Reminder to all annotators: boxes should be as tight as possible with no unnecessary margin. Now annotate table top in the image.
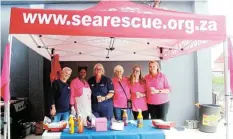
[61,120,164,139]
[42,122,231,139]
[42,130,61,139]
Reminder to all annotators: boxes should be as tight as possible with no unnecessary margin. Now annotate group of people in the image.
[49,61,171,123]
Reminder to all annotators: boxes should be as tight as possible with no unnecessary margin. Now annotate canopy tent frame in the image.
[3,35,12,139]
[223,39,231,139]
[3,1,231,139]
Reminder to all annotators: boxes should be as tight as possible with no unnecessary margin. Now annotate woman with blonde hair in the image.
[112,65,132,120]
[129,65,149,119]
[49,67,72,122]
[88,63,114,120]
[145,61,171,121]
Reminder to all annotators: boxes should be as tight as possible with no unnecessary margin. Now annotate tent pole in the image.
[50,48,55,86]
[223,39,230,139]
[3,103,8,139]
[51,48,55,59]
[5,101,10,139]
[3,101,10,139]
[4,35,12,139]
[7,35,13,139]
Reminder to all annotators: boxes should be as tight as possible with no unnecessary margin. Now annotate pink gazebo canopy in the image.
[9,0,226,61]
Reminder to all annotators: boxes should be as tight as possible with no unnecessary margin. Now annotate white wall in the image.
[161,54,197,124]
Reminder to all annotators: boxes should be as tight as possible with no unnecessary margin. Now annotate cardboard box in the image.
[95,118,107,132]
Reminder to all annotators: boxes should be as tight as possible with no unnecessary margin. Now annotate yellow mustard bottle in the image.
[69,115,75,134]
[137,109,143,128]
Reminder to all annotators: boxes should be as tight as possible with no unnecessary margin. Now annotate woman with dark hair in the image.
[129,65,149,120]
[70,66,94,123]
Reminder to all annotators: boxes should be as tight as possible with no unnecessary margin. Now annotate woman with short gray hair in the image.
[112,65,132,120]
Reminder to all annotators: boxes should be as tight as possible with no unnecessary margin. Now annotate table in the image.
[42,127,230,139]
[42,130,61,139]
[61,120,164,139]
[42,120,232,139]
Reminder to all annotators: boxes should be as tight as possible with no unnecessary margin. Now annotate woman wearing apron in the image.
[129,65,149,120]
[145,61,171,121]
[70,66,93,124]
[112,65,132,120]
[88,63,114,120]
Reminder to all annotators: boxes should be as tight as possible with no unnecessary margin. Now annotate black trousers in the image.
[132,110,149,120]
[148,102,170,121]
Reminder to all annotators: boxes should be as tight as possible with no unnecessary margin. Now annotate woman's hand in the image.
[136,92,146,98]
[71,106,76,116]
[50,106,56,116]
[97,96,106,102]
[150,87,160,94]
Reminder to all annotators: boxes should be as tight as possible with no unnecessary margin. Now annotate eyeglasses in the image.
[134,70,140,72]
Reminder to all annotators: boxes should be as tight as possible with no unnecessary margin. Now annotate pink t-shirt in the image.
[112,77,131,108]
[130,82,148,112]
[70,78,90,106]
[145,73,170,105]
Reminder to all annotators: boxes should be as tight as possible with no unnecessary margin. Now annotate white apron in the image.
[75,87,95,126]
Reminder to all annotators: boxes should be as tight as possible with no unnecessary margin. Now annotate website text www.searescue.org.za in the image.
[23,13,218,34]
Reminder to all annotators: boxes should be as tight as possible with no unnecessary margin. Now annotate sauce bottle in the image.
[137,109,143,128]
[77,115,84,133]
[68,115,74,134]
[122,109,128,126]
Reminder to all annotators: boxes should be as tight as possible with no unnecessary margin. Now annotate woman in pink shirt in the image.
[129,65,149,120]
[112,65,132,120]
[70,66,92,122]
[145,61,171,121]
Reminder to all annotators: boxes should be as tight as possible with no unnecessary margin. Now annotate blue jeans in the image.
[53,111,69,122]
[114,107,132,120]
